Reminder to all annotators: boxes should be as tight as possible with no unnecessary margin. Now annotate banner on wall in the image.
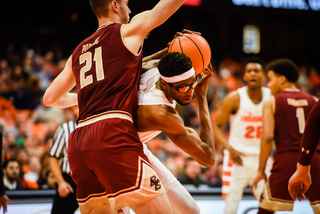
[232,0,320,11]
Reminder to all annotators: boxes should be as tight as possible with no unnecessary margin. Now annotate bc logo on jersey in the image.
[150,176,161,191]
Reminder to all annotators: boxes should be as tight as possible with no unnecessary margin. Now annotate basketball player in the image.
[251,59,320,213]
[130,51,215,214]
[43,0,186,213]
[288,99,320,201]
[212,58,271,214]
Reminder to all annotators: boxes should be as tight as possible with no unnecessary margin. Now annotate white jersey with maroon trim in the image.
[228,86,271,155]
[137,68,176,143]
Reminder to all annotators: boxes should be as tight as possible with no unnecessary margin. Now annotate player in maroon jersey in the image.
[288,99,320,201]
[250,59,320,213]
[43,0,186,213]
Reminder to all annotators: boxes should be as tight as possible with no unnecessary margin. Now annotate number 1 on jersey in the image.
[80,47,105,89]
[296,107,305,134]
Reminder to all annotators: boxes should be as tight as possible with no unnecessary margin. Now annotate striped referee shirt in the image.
[49,120,76,175]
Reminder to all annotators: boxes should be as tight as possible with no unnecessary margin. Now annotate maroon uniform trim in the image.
[76,157,152,204]
[77,110,133,128]
[107,157,152,199]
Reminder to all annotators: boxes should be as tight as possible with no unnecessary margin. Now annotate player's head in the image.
[266,59,299,95]
[243,57,265,90]
[158,52,196,106]
[90,0,131,24]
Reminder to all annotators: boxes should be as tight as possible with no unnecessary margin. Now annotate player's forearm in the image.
[142,47,168,63]
[49,158,65,185]
[212,121,231,151]
[181,128,215,166]
[296,162,311,173]
[130,0,185,38]
[298,99,320,166]
[197,96,214,151]
[258,137,273,172]
[49,93,78,108]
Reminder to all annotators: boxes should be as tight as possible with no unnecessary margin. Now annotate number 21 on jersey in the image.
[79,47,105,89]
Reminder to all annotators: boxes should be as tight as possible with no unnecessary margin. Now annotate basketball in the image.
[168,33,211,74]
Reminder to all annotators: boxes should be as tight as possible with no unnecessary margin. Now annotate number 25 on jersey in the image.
[245,126,262,139]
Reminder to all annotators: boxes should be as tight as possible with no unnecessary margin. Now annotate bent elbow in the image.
[200,147,216,167]
[201,157,215,167]
[42,97,50,107]
[208,158,215,167]
[263,134,274,144]
[43,93,54,107]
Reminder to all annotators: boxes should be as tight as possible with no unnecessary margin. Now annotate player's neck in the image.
[97,16,121,28]
[282,83,298,92]
[247,87,263,104]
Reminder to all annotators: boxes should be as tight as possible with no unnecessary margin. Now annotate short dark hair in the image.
[2,159,18,169]
[158,52,193,78]
[89,0,116,18]
[267,59,299,83]
[245,57,265,71]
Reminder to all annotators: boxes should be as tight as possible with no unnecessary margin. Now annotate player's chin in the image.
[248,82,259,89]
[177,99,192,106]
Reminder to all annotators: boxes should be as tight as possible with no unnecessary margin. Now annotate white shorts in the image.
[222,149,273,199]
[143,144,180,190]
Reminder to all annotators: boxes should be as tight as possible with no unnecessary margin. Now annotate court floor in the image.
[4,198,314,214]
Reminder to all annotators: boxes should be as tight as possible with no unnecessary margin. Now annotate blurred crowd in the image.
[0,44,320,192]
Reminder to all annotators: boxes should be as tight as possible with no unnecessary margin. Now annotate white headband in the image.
[160,67,195,83]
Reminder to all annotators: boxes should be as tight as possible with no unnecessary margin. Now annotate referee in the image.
[49,120,78,214]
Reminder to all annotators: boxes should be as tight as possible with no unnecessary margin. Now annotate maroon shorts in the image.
[259,151,320,212]
[68,116,165,211]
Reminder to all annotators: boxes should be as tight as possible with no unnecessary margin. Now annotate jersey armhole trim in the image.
[231,91,241,116]
[120,24,143,57]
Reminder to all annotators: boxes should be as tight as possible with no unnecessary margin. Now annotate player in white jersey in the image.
[212,58,272,214]
[126,51,215,214]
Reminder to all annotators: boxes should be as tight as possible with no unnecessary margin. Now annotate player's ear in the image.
[111,0,118,11]
[279,75,286,84]
[161,79,168,89]
[242,72,248,83]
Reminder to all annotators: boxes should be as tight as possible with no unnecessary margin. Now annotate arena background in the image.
[0,0,320,213]
[1,0,320,69]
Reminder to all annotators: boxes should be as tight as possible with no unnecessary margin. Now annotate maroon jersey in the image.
[274,90,316,153]
[299,99,320,165]
[72,23,142,122]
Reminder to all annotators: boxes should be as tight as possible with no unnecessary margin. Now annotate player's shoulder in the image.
[217,90,240,114]
[224,90,240,104]
[146,104,179,123]
[262,86,271,93]
[263,96,275,106]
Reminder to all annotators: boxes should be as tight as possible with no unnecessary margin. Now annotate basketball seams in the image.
[183,34,204,72]
[168,33,211,74]
[177,37,184,54]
